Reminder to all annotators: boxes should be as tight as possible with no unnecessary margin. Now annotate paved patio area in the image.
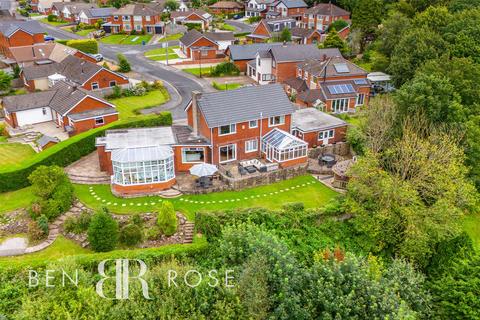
[65,152,110,184]
[8,121,69,141]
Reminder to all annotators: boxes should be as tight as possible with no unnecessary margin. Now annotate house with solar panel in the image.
[284,56,370,112]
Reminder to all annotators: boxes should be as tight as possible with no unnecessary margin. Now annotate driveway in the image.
[40,23,205,120]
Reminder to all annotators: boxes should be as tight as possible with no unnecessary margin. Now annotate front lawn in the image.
[159,33,183,42]
[75,29,94,36]
[144,46,179,61]
[100,34,152,45]
[182,67,213,77]
[74,175,338,220]
[109,88,170,119]
[0,187,35,214]
[219,23,236,31]
[0,143,36,171]
[212,81,242,90]
[40,18,69,26]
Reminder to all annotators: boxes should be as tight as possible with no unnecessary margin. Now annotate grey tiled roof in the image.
[0,20,44,37]
[292,108,346,132]
[277,0,307,8]
[179,29,203,47]
[195,84,295,128]
[227,42,284,60]
[205,31,234,42]
[269,45,340,62]
[82,7,113,18]
[68,107,118,120]
[3,91,55,112]
[113,3,163,16]
[37,135,60,148]
[298,56,368,78]
[305,3,350,16]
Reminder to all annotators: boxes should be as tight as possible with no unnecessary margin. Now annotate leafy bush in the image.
[64,211,92,234]
[145,227,161,240]
[210,62,240,77]
[131,213,143,227]
[117,54,131,73]
[0,114,173,192]
[328,19,349,32]
[120,223,143,246]
[157,201,177,236]
[346,125,366,155]
[247,16,262,24]
[87,209,119,252]
[28,220,46,241]
[66,39,99,54]
[185,23,202,31]
[36,215,49,235]
[47,14,57,22]
[28,165,68,199]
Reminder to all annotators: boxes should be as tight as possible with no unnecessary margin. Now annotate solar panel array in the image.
[354,79,368,85]
[334,63,349,73]
[327,84,355,94]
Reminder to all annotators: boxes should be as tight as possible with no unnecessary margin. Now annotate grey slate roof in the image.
[305,3,350,16]
[37,135,60,148]
[298,56,368,78]
[205,31,234,42]
[194,84,295,128]
[2,91,55,112]
[0,20,44,37]
[113,3,163,16]
[227,42,284,60]
[292,108,347,132]
[277,0,307,8]
[68,107,118,120]
[269,45,341,62]
[179,29,203,47]
[82,7,114,18]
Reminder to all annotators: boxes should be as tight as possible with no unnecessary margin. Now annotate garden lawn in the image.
[212,81,242,90]
[74,175,338,221]
[0,143,36,171]
[463,212,480,251]
[109,88,170,119]
[40,18,68,26]
[220,23,236,31]
[0,187,35,214]
[159,33,183,42]
[75,29,94,36]
[144,46,179,61]
[0,235,90,267]
[100,34,152,45]
[182,67,213,77]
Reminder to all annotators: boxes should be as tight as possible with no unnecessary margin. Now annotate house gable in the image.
[81,68,129,88]
[65,95,116,116]
[252,20,271,37]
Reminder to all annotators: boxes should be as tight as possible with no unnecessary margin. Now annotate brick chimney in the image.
[191,90,202,136]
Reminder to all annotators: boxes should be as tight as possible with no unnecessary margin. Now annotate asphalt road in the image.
[225,19,253,34]
[41,24,206,120]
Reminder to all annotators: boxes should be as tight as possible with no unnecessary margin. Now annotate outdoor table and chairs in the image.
[319,154,337,168]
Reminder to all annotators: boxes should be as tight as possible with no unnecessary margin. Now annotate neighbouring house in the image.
[290,27,323,44]
[247,44,340,84]
[9,42,97,67]
[179,29,234,60]
[0,20,45,59]
[184,84,308,166]
[245,0,274,18]
[285,56,370,112]
[20,54,129,92]
[208,1,244,15]
[36,0,71,14]
[103,3,164,34]
[96,126,210,196]
[51,2,97,22]
[3,80,118,135]
[265,0,307,21]
[225,42,284,72]
[170,9,212,30]
[37,134,60,150]
[291,108,347,147]
[246,17,296,43]
[301,2,350,33]
[78,7,113,25]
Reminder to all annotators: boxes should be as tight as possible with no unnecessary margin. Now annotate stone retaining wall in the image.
[308,142,351,159]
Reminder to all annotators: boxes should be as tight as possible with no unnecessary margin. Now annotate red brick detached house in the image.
[50,2,97,22]
[291,108,347,148]
[170,10,213,31]
[247,17,296,43]
[3,81,118,135]
[185,84,308,167]
[290,27,323,44]
[103,3,164,34]
[21,54,129,92]
[209,1,244,15]
[0,20,45,59]
[264,0,307,21]
[78,7,114,25]
[179,30,234,60]
[285,56,370,112]
[301,2,350,33]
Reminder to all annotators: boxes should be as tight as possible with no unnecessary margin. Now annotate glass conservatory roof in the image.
[111,146,173,163]
[262,128,307,150]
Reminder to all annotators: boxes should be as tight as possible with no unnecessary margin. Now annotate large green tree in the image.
[351,0,383,50]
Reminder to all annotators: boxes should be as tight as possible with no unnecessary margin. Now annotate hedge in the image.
[65,39,99,54]
[0,113,172,193]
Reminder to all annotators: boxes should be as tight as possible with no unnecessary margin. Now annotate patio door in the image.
[266,145,274,162]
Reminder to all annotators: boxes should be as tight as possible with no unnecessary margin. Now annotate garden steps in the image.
[67,173,111,185]
[183,222,195,244]
[158,189,182,198]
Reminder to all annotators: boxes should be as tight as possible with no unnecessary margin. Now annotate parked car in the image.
[233,14,242,19]
[90,53,104,62]
[44,36,55,41]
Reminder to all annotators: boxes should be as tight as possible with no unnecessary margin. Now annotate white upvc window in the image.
[218,123,236,136]
[113,15,119,21]
[219,144,236,163]
[269,115,285,127]
[356,93,365,106]
[133,15,142,21]
[94,117,104,125]
[135,24,142,31]
[109,80,117,87]
[122,15,129,21]
[318,129,334,140]
[272,59,276,68]
[332,98,349,113]
[245,139,258,153]
[91,82,99,90]
[145,15,151,21]
[249,120,258,128]
[182,147,205,163]
[274,23,280,31]
[124,24,131,31]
